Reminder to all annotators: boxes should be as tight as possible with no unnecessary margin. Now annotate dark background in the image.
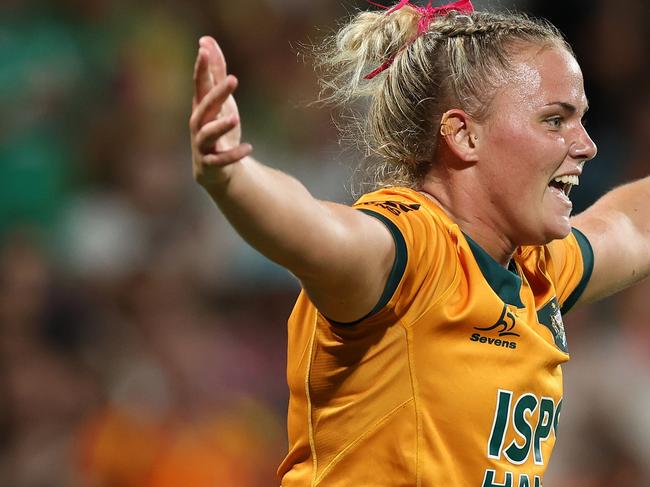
[0,1,648,485]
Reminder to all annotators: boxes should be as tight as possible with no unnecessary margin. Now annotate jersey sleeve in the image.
[347,189,455,326]
[545,228,595,314]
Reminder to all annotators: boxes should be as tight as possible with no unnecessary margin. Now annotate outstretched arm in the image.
[189,36,395,323]
[571,176,650,305]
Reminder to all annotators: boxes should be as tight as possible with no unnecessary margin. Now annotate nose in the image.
[570,124,598,161]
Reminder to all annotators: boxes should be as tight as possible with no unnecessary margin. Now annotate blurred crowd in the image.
[0,0,648,485]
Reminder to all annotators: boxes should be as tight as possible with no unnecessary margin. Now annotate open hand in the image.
[189,36,252,187]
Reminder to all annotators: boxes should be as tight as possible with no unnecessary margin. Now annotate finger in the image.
[193,47,213,106]
[200,36,227,86]
[189,76,238,133]
[202,144,253,167]
[192,50,202,108]
[196,115,241,154]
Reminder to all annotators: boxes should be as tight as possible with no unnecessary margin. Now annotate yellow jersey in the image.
[278,187,593,486]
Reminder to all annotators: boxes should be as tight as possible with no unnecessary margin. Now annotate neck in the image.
[420,176,517,267]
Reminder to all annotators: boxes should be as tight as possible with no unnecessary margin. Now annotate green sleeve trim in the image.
[331,209,408,327]
[560,227,594,314]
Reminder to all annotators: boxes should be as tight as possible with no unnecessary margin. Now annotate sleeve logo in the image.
[358,201,421,216]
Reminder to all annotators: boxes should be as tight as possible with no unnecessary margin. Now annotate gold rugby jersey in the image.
[278,187,593,487]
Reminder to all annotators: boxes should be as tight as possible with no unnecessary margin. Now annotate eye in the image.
[545,116,564,129]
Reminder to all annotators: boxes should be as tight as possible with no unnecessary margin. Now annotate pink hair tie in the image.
[364,0,475,80]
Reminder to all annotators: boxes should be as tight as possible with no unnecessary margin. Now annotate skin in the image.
[422,45,597,266]
[190,36,648,322]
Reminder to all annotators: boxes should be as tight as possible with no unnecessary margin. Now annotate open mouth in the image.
[548,174,579,197]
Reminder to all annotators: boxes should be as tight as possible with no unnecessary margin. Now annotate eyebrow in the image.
[544,101,590,115]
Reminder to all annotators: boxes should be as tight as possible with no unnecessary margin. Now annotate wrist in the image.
[200,156,251,199]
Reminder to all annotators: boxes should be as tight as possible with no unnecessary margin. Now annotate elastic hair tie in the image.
[364,0,475,80]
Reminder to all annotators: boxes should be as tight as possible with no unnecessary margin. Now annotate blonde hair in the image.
[316,6,571,195]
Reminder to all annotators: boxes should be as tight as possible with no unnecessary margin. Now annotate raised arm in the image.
[189,36,395,323]
[571,176,650,305]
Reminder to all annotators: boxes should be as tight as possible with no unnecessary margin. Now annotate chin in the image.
[542,217,572,243]
[518,215,571,247]
[538,193,574,243]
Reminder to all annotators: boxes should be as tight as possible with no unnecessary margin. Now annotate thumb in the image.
[200,36,227,85]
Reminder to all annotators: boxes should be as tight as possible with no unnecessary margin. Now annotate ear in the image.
[439,110,480,163]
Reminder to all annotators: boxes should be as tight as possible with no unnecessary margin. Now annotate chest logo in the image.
[470,304,519,350]
[483,389,563,485]
[475,304,520,338]
[537,297,568,353]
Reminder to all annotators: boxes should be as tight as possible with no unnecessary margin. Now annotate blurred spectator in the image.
[0,232,101,486]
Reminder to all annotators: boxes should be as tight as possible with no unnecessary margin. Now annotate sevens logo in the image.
[475,305,520,337]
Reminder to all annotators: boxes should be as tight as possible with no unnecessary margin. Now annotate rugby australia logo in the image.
[475,304,520,337]
[470,304,519,350]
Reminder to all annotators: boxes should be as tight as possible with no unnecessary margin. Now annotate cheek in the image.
[490,122,530,147]
[486,120,564,182]
[485,124,542,180]
[484,118,542,170]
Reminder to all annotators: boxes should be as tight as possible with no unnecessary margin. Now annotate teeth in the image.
[553,175,579,186]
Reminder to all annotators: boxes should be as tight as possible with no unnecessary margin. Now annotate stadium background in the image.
[0,0,648,485]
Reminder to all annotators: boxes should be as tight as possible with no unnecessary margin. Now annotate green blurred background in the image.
[0,0,648,485]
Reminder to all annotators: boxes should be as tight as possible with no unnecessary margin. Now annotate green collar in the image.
[463,233,524,308]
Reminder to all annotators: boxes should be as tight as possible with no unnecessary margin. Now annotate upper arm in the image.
[295,200,397,323]
[570,203,650,307]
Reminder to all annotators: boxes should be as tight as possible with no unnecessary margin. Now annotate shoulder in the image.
[354,187,458,262]
[355,187,426,215]
[520,229,594,314]
[352,187,463,316]
[353,187,452,236]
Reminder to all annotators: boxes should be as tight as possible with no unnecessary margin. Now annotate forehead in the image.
[501,46,588,113]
